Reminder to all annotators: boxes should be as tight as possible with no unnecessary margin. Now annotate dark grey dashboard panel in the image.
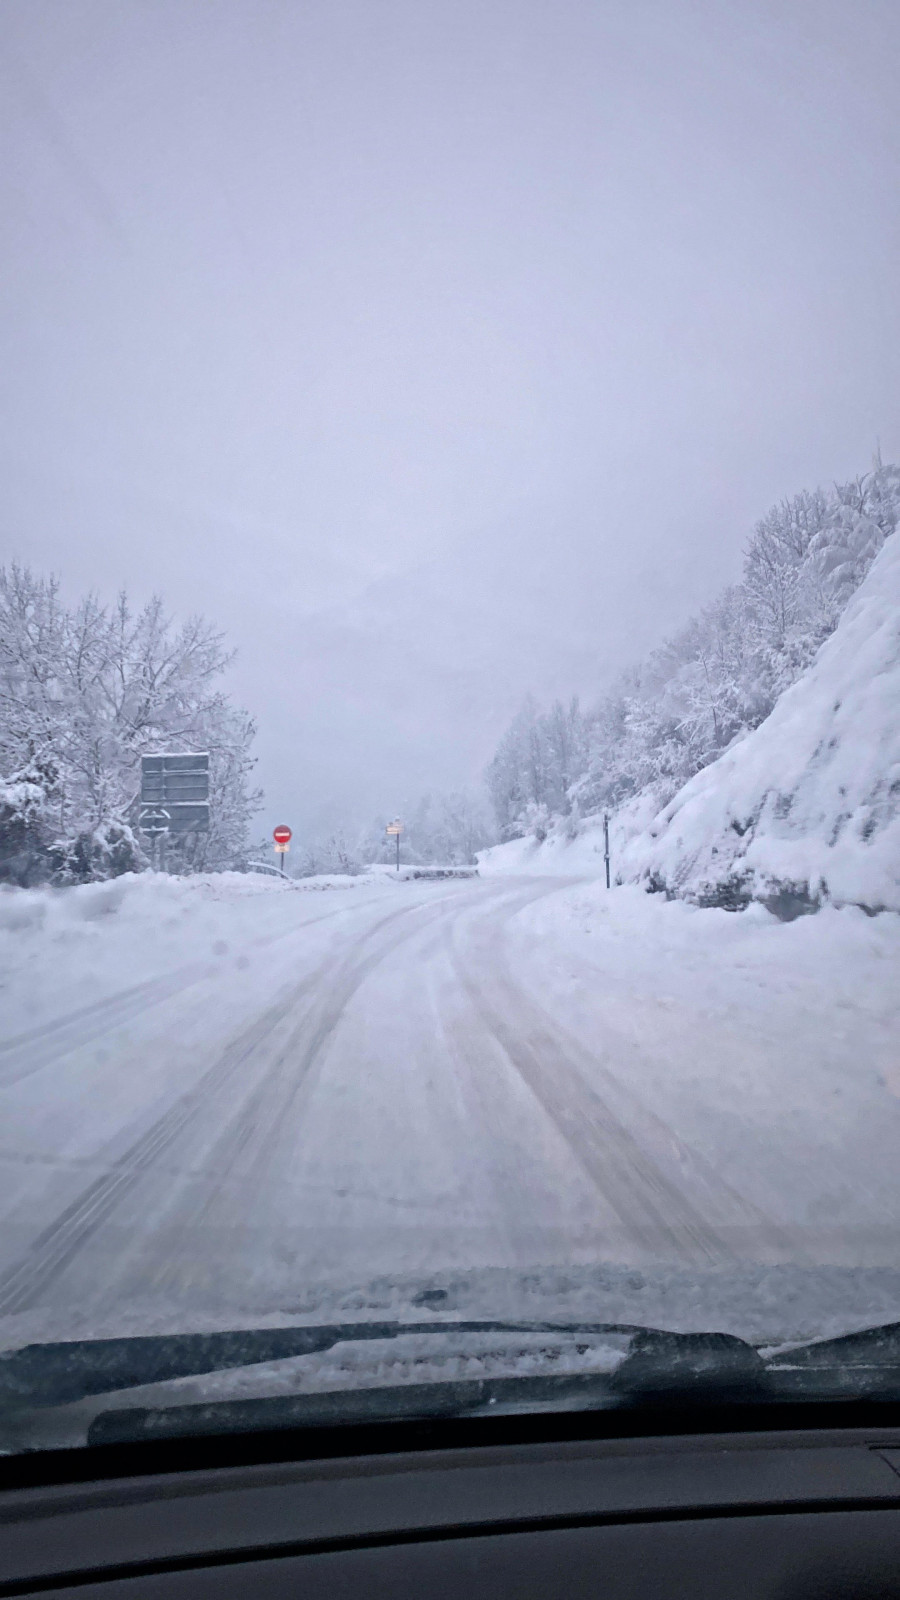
[3,1430,900,1595]
[18,1513,900,1600]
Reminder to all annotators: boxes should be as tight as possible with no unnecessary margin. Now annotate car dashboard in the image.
[3,1414,900,1597]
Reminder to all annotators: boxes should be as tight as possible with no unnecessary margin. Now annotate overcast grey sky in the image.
[2,0,898,838]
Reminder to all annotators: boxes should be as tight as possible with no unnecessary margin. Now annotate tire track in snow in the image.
[0,983,314,1315]
[0,968,211,1087]
[120,885,526,1281]
[0,895,458,1315]
[0,897,383,1088]
[491,956,797,1260]
[449,902,779,1265]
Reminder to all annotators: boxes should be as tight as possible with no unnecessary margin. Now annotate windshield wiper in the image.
[11,1320,900,1451]
[609,1328,766,1400]
[764,1320,900,1400]
[609,1321,900,1403]
[0,1320,649,1410]
[87,1370,627,1445]
[83,1327,769,1446]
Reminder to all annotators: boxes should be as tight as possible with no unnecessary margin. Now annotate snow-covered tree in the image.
[0,751,64,886]
[486,697,588,838]
[0,567,261,883]
[294,831,364,877]
[355,790,494,868]
[499,459,900,831]
[425,790,494,863]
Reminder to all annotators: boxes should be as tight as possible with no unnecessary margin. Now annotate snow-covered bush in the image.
[0,753,61,886]
[519,800,551,842]
[48,821,145,885]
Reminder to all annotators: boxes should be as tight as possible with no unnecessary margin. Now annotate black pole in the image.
[604,812,611,890]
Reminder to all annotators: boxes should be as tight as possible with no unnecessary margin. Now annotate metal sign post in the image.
[273,825,292,877]
[603,812,611,890]
[139,808,171,873]
[385,819,403,873]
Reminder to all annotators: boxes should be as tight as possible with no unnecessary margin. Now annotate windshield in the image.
[1,0,899,1457]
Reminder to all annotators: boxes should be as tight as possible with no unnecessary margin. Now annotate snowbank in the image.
[478,822,604,877]
[477,825,595,876]
[614,531,900,914]
[477,792,661,879]
[0,867,377,941]
[365,864,478,881]
[0,868,388,1042]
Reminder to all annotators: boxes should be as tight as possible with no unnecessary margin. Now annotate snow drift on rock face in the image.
[617,530,900,915]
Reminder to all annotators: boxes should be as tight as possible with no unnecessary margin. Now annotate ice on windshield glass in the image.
[1,0,899,1450]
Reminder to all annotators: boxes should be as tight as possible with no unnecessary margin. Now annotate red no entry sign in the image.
[273,825,292,845]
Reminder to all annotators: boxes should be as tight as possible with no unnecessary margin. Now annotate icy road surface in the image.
[0,871,899,1345]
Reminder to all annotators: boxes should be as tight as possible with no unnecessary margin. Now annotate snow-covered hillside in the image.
[617,529,900,915]
[477,792,661,879]
[480,529,899,917]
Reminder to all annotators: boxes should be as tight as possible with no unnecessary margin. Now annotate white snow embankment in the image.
[478,826,605,876]
[477,792,661,878]
[616,531,900,914]
[0,868,387,1041]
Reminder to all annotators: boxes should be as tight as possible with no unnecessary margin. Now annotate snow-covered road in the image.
[1,872,899,1347]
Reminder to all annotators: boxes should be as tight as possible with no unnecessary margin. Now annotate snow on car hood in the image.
[5,1260,900,1360]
